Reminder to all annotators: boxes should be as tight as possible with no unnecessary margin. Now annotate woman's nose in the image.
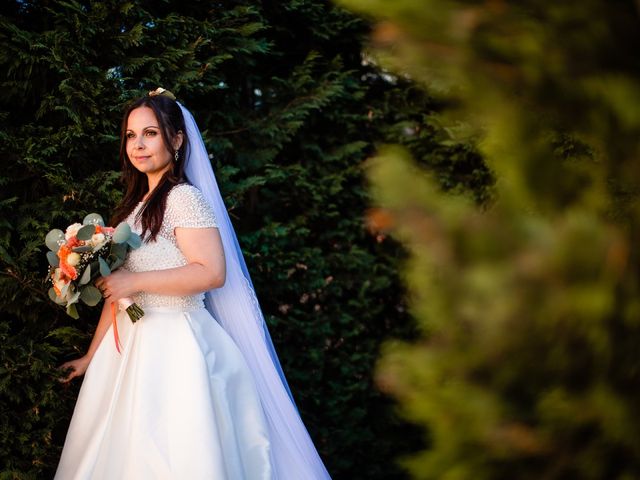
[134,136,145,149]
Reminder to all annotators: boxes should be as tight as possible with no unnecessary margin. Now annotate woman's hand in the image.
[58,355,91,383]
[95,269,138,302]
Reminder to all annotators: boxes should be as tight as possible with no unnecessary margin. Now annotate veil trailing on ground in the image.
[178,102,332,479]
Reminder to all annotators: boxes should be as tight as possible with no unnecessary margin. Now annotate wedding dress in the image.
[54,183,272,479]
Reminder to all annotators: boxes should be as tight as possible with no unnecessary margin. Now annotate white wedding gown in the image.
[55,184,272,479]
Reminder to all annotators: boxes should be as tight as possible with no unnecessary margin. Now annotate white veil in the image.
[178,102,332,479]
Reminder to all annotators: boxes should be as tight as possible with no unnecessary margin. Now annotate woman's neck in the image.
[144,172,164,200]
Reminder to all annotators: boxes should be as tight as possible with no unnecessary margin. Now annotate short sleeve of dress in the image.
[165,184,219,230]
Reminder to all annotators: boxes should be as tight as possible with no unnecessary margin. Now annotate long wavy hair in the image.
[110,94,190,241]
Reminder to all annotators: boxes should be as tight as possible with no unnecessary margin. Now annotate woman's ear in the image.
[173,131,184,151]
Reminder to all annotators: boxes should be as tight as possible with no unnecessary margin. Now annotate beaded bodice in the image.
[123,183,219,309]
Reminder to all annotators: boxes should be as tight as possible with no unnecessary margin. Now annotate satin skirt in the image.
[54,306,272,480]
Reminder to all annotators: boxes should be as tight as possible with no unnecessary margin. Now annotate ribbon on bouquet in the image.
[110,298,135,353]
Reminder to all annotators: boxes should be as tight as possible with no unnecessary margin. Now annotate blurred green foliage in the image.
[0,0,491,477]
[337,0,640,478]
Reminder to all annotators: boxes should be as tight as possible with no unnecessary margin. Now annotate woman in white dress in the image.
[55,89,332,479]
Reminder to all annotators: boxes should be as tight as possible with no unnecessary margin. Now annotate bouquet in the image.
[45,213,144,326]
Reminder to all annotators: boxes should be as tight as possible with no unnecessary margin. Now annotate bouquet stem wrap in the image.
[111,297,144,353]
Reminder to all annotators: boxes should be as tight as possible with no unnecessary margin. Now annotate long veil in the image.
[179,102,332,479]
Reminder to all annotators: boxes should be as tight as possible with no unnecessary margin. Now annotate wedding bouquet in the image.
[45,213,144,323]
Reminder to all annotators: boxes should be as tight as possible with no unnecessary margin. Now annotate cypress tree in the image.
[338,0,640,478]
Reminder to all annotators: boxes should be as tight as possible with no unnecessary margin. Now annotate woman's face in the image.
[125,106,178,178]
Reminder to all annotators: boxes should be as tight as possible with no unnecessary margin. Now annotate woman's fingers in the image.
[95,270,135,302]
[95,277,113,296]
[59,361,72,371]
[58,360,81,383]
[58,366,75,383]
[94,278,110,297]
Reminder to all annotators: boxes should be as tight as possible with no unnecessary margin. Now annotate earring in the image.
[174,150,179,162]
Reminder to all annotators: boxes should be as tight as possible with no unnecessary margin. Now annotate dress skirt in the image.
[54,306,272,480]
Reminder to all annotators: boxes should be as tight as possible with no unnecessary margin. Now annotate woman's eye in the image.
[145,131,157,136]
[126,133,135,139]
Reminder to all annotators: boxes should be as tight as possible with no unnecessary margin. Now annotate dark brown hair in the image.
[110,94,190,241]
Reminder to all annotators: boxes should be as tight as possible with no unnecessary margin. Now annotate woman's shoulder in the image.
[167,182,204,202]
[165,182,218,228]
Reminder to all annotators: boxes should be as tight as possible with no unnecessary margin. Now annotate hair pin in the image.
[148,87,176,101]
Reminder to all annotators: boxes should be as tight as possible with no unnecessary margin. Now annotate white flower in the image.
[54,278,66,294]
[90,233,106,250]
[65,223,83,240]
[66,252,81,266]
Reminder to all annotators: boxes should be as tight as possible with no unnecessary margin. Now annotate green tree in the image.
[0,0,492,477]
[337,0,640,478]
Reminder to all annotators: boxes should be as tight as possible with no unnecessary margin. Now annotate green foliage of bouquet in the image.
[45,213,144,321]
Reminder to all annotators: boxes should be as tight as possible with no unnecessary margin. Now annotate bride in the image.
[55,88,332,479]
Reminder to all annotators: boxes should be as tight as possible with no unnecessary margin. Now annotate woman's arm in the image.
[59,227,224,382]
[95,226,226,301]
[58,300,114,382]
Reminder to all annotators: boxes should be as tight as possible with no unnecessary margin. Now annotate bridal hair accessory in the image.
[176,98,332,478]
[148,87,176,100]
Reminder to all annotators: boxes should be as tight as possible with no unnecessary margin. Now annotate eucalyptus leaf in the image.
[48,287,58,302]
[110,242,128,260]
[110,257,124,271]
[99,256,111,276]
[53,294,67,305]
[67,290,81,305]
[46,251,59,267]
[45,229,65,252]
[79,264,92,285]
[72,245,93,253]
[127,232,142,249]
[83,213,105,227]
[89,261,100,280]
[76,224,96,241]
[113,222,131,244]
[80,285,102,306]
[67,303,79,319]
